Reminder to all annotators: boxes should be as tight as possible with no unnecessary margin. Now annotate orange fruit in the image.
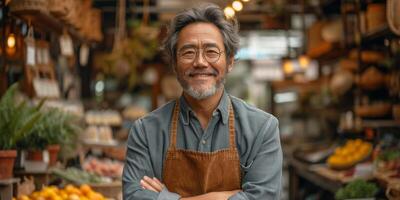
[79,184,92,195]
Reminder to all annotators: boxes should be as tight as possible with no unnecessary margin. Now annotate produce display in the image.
[327,139,372,169]
[83,158,123,178]
[82,126,115,144]
[13,184,105,200]
[85,110,122,126]
[335,179,378,200]
[52,168,111,185]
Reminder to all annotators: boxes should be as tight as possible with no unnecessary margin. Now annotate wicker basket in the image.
[9,0,48,13]
[355,103,392,118]
[90,8,103,41]
[366,4,386,32]
[48,0,74,17]
[89,182,122,200]
[80,8,103,42]
[357,67,386,90]
[387,181,400,200]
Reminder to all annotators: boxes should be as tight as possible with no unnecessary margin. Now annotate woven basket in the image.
[9,0,48,13]
[48,0,74,17]
[90,182,122,199]
[74,0,92,30]
[355,103,392,118]
[366,4,386,31]
[59,0,80,26]
[387,180,400,200]
[89,8,103,41]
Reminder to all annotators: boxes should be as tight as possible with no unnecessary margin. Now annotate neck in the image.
[183,87,224,129]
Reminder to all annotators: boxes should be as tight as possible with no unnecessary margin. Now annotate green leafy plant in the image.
[97,21,159,88]
[378,149,400,161]
[0,84,43,150]
[18,108,82,151]
[335,179,378,200]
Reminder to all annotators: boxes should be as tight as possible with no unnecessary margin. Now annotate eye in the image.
[205,48,220,58]
[180,49,196,58]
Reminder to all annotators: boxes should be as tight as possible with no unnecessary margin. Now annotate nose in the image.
[193,49,208,67]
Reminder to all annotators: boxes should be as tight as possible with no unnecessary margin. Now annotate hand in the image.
[181,190,241,200]
[140,176,165,193]
[211,190,241,200]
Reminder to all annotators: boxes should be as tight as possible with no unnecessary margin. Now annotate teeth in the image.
[191,74,211,77]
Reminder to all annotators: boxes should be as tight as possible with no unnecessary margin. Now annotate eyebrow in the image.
[178,43,220,52]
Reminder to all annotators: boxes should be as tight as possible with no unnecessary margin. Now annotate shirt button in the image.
[202,140,206,144]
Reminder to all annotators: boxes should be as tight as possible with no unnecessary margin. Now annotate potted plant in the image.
[335,179,379,200]
[19,107,81,166]
[0,84,42,179]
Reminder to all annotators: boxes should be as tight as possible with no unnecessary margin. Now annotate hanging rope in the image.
[142,0,149,26]
[113,0,126,52]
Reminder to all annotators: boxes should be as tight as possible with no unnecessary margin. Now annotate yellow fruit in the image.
[68,194,80,200]
[59,191,68,200]
[65,185,76,194]
[18,195,30,200]
[80,196,89,200]
[86,192,104,200]
[79,184,92,195]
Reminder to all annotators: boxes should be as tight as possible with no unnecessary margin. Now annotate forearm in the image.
[180,190,240,200]
[123,184,159,200]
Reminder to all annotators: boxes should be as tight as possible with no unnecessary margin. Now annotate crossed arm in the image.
[140,176,240,200]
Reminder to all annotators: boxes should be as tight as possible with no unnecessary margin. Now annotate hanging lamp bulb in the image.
[7,33,16,48]
[299,55,310,69]
[232,1,243,11]
[224,6,235,18]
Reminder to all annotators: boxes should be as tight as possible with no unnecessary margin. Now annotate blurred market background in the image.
[0,0,400,199]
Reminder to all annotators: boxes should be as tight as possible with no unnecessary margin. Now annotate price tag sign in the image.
[60,30,74,57]
[25,26,36,67]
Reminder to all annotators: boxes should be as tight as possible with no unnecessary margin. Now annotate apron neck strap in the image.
[169,98,236,150]
[169,100,180,150]
[228,99,236,149]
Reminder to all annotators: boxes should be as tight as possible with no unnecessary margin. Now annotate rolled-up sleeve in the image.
[123,119,181,200]
[229,117,282,200]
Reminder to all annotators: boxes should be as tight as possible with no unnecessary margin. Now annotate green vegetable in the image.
[335,179,378,200]
[52,168,104,184]
[378,150,400,161]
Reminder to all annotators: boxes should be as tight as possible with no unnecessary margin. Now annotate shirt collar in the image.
[179,90,230,125]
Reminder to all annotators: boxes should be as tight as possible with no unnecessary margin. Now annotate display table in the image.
[14,168,54,188]
[0,178,20,200]
[287,156,343,200]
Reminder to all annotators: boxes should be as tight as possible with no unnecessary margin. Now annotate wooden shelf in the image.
[361,25,396,44]
[10,10,85,42]
[362,120,400,128]
[0,178,19,200]
[81,140,122,148]
[0,178,19,186]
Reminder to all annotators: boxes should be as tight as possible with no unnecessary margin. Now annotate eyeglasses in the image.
[177,46,224,64]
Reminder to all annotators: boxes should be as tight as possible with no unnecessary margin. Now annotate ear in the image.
[227,57,234,72]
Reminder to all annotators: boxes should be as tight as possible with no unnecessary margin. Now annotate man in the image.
[123,3,282,200]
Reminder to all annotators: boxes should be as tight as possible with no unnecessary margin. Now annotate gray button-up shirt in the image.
[123,91,282,200]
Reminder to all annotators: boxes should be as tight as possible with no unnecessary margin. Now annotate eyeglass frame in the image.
[177,45,225,64]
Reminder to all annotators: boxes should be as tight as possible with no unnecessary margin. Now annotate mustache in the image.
[185,68,218,76]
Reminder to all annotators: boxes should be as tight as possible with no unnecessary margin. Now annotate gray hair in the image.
[161,3,240,68]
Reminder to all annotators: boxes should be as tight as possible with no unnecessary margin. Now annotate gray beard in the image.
[178,76,225,100]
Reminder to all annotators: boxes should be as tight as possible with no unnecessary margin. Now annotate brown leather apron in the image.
[162,100,241,197]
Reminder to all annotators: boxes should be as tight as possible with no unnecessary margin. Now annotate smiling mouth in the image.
[189,73,216,77]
